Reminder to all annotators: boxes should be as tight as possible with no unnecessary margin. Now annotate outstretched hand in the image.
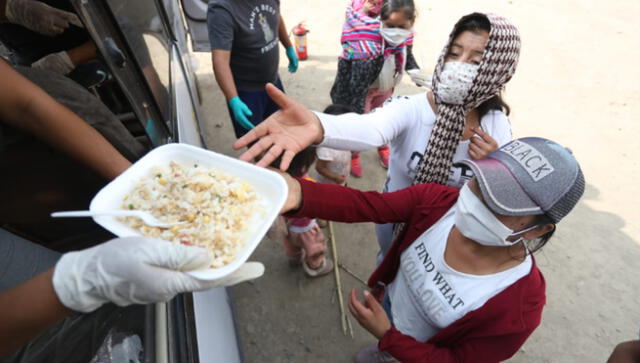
[233,83,324,171]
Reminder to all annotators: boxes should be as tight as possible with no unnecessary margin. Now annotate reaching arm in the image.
[278,14,292,49]
[0,268,71,358]
[278,14,298,73]
[234,84,417,170]
[282,175,427,224]
[0,60,130,179]
[208,5,239,102]
[211,50,238,101]
[0,237,264,358]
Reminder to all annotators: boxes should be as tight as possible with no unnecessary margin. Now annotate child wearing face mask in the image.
[280,137,585,362]
[330,0,420,177]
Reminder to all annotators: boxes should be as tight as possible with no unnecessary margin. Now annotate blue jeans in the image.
[228,77,284,138]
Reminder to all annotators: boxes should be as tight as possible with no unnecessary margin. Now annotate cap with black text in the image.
[459,137,585,223]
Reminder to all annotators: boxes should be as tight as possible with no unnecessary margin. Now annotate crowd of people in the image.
[0,0,637,362]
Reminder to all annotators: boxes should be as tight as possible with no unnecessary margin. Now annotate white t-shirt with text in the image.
[387,207,532,342]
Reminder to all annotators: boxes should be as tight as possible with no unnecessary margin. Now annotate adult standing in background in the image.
[208,0,298,138]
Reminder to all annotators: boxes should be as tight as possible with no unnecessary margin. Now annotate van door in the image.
[180,0,211,52]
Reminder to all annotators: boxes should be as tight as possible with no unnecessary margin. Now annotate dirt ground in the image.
[192,1,640,361]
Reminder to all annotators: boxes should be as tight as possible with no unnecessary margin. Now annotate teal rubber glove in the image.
[286,46,298,73]
[228,96,254,131]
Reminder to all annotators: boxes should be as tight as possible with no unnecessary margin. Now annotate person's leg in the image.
[350,151,363,178]
[299,223,333,277]
[282,234,303,266]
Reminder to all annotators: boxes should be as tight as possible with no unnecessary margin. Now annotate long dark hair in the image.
[451,14,511,118]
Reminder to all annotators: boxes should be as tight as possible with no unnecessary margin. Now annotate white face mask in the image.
[380,25,411,46]
[454,184,539,247]
[436,61,479,105]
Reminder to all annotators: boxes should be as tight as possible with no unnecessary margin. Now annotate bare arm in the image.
[608,341,640,363]
[278,14,292,49]
[211,50,238,101]
[0,268,71,358]
[0,61,130,179]
[0,0,8,22]
[315,159,345,184]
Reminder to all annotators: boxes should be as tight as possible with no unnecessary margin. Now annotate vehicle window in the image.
[106,0,172,123]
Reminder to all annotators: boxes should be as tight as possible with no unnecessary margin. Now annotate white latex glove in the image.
[5,0,83,37]
[31,51,74,74]
[52,237,264,313]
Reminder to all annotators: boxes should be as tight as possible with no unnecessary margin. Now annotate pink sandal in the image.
[301,250,334,277]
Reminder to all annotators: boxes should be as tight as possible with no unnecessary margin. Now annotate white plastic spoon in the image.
[51,210,186,228]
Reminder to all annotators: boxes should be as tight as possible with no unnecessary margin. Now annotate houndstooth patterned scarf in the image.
[412,13,521,186]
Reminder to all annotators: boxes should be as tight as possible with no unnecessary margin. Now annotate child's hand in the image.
[363,0,380,15]
[468,127,499,160]
[348,289,391,339]
[334,174,347,185]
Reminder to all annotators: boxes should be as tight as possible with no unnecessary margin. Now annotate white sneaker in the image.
[355,345,397,363]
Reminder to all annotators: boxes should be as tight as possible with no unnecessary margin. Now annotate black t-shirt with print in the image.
[207,0,281,91]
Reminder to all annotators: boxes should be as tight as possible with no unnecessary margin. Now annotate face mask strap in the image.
[504,223,541,247]
[509,223,540,238]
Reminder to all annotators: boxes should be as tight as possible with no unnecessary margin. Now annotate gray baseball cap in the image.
[459,137,585,223]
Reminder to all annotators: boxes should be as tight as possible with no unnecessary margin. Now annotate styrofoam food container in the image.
[89,143,288,280]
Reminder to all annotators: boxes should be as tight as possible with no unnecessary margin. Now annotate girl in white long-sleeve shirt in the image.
[316,92,512,253]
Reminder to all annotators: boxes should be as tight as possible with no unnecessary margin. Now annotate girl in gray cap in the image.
[278,137,585,363]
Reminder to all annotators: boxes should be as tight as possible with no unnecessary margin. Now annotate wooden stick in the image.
[328,221,348,336]
[339,263,368,286]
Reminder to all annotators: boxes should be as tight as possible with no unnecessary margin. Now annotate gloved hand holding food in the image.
[52,237,264,312]
[5,0,83,37]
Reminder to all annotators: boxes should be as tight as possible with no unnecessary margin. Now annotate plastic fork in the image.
[51,210,186,228]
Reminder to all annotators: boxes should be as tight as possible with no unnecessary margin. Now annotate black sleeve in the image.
[207,5,235,51]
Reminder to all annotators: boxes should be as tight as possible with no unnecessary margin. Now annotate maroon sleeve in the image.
[378,296,543,363]
[379,324,539,363]
[289,178,428,224]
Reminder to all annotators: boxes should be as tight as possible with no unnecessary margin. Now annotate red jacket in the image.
[292,179,546,363]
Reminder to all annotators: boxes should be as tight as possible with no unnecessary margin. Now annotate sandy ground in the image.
[191,1,640,361]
